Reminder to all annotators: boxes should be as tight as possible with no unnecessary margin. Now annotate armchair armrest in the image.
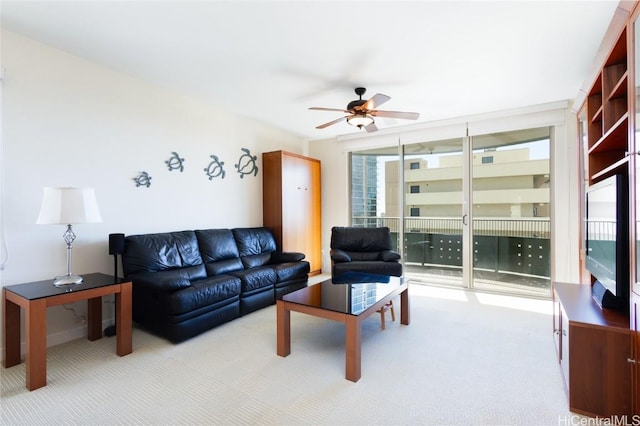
[330,248,351,263]
[270,251,305,263]
[380,250,401,262]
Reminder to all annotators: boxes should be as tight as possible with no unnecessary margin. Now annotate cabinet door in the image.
[308,158,322,273]
[553,291,562,358]
[280,154,322,273]
[281,154,309,251]
[632,292,639,415]
[633,6,640,300]
[560,310,569,389]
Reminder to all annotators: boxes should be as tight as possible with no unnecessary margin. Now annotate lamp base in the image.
[53,274,84,287]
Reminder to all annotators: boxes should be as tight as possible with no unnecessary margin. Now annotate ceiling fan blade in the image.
[362,93,391,111]
[370,110,420,120]
[316,116,346,129]
[309,107,351,113]
[364,122,378,133]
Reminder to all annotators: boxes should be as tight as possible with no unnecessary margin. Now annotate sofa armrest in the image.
[270,251,305,264]
[330,248,351,263]
[380,250,401,262]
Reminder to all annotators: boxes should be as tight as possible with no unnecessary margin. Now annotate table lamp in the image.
[36,187,103,286]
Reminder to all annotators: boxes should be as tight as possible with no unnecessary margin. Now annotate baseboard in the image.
[0,320,116,359]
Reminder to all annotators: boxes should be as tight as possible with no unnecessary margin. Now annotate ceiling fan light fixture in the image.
[347,114,374,129]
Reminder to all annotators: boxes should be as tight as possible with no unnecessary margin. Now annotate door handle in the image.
[462,214,468,226]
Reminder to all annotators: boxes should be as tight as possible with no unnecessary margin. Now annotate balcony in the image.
[351,216,551,297]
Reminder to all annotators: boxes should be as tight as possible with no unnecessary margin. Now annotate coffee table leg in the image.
[26,298,47,391]
[116,282,133,356]
[345,316,361,382]
[277,300,291,357]
[3,291,21,368]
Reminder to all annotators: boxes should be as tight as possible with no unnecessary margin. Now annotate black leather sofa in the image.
[121,227,309,342]
[330,226,402,277]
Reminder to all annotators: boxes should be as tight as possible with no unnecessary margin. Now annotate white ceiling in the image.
[1,1,620,140]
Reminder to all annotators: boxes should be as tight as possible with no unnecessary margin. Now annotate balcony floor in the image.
[404,264,551,298]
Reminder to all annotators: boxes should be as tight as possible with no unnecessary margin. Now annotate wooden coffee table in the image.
[3,273,132,390]
[276,273,409,382]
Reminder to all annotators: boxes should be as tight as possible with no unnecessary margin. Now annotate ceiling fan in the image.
[309,87,420,133]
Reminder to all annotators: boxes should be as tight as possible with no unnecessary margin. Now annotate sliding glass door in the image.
[470,128,551,296]
[402,138,466,288]
[350,126,552,297]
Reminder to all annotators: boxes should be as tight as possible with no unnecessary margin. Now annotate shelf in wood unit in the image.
[591,156,630,183]
[607,70,628,101]
[588,112,628,154]
[590,105,603,124]
[587,87,602,122]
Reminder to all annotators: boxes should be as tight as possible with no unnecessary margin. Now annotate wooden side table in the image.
[2,273,132,391]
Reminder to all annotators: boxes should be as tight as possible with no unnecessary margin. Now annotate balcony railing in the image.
[351,216,551,279]
[352,216,550,239]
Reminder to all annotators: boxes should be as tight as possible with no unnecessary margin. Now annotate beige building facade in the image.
[386,148,550,219]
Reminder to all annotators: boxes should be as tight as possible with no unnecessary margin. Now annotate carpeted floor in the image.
[1,283,580,425]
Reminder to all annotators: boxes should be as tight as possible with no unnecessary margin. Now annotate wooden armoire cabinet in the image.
[262,151,322,275]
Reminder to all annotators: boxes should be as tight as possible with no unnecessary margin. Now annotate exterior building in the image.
[351,155,379,227]
[385,148,550,219]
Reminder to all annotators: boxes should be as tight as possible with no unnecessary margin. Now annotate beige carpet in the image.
[1,283,578,425]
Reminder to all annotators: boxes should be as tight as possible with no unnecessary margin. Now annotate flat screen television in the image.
[585,173,629,311]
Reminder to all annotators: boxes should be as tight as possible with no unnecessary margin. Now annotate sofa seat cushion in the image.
[273,261,310,284]
[231,267,276,293]
[270,251,305,263]
[129,265,207,292]
[166,275,241,315]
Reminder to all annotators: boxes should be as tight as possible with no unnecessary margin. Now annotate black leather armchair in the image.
[330,226,402,278]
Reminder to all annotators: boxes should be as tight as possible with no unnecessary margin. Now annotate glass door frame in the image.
[398,128,552,295]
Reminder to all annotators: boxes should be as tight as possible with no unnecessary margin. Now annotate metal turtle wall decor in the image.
[234,148,258,179]
[165,151,185,172]
[133,171,152,188]
[132,148,259,187]
[204,154,226,180]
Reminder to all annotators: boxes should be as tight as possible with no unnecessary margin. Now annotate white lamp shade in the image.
[36,187,103,225]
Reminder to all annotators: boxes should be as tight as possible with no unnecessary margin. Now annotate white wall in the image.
[0,30,304,346]
[306,137,350,272]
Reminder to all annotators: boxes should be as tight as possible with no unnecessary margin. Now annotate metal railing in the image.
[353,216,550,239]
[351,216,551,279]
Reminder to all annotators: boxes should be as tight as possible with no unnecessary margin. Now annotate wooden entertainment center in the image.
[553,0,639,417]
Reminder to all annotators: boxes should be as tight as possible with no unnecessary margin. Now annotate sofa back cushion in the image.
[232,227,276,269]
[123,231,203,275]
[195,229,244,275]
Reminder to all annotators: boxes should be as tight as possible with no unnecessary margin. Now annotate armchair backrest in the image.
[330,227,393,256]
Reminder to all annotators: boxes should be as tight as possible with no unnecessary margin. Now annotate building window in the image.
[481,156,494,164]
[410,207,420,217]
[410,162,420,170]
[410,185,420,193]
